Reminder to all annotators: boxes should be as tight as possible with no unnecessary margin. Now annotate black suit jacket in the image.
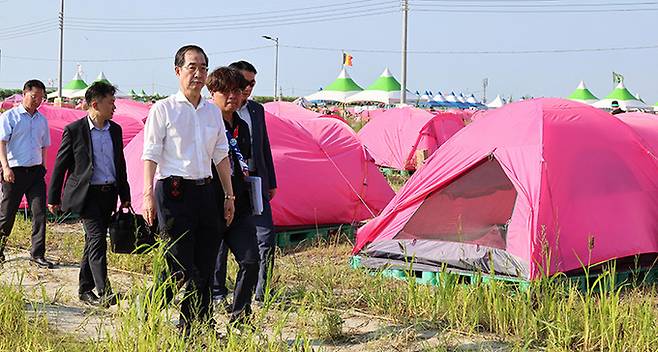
[246,100,277,194]
[48,117,130,213]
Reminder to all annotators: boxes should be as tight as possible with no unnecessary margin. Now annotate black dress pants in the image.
[79,186,117,296]
[254,198,276,300]
[212,213,259,320]
[155,179,223,327]
[0,165,47,258]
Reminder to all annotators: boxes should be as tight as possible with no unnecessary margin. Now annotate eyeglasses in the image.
[180,64,208,74]
[26,93,45,101]
[246,80,256,87]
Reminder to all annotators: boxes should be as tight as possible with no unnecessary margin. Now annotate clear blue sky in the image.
[0,0,656,103]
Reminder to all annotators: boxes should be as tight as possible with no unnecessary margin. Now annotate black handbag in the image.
[109,206,157,254]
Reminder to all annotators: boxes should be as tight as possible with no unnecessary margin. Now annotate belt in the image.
[89,184,116,192]
[184,177,212,186]
[166,176,213,186]
[11,165,42,171]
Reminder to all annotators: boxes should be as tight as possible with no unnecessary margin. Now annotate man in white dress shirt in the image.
[141,45,235,331]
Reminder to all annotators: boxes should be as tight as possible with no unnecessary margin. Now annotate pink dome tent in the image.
[354,99,658,280]
[357,107,466,170]
[125,109,395,227]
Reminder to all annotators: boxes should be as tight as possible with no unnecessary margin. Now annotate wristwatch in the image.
[224,194,236,200]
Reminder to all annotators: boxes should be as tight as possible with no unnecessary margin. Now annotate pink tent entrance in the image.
[18,104,144,209]
[357,107,466,170]
[125,109,394,227]
[354,99,658,280]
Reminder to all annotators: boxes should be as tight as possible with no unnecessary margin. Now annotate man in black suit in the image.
[48,82,130,307]
[213,61,277,304]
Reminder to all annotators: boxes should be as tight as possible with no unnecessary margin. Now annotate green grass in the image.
[5,216,658,351]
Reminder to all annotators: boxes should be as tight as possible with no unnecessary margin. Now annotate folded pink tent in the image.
[354,98,658,280]
[357,107,465,170]
[124,110,395,227]
[114,98,151,123]
[18,104,144,208]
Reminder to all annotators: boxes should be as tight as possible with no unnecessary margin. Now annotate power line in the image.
[65,8,399,33]
[1,45,273,63]
[280,43,658,55]
[412,7,658,12]
[67,0,396,24]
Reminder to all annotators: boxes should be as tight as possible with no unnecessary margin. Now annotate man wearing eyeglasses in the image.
[142,45,235,332]
[0,79,53,268]
[211,61,277,305]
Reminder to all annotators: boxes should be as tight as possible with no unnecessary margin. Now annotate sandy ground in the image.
[0,223,511,351]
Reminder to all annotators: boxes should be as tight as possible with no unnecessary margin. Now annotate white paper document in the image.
[245,176,263,215]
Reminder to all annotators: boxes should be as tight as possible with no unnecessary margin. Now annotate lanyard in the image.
[226,127,249,175]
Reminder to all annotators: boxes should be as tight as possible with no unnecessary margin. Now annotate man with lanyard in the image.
[0,79,53,268]
[48,82,131,307]
[215,60,277,304]
[142,45,235,332]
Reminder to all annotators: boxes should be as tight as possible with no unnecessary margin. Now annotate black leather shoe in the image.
[99,293,118,307]
[30,257,54,269]
[79,291,101,306]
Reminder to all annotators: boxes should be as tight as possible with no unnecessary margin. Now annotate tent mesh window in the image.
[398,157,517,250]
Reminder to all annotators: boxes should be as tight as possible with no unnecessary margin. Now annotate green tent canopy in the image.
[345,68,418,104]
[304,68,363,103]
[47,71,89,99]
[593,82,650,110]
[567,81,598,103]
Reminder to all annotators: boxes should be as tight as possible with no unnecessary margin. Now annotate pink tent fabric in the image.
[1,94,22,110]
[616,112,658,154]
[18,104,144,208]
[264,101,320,120]
[354,98,658,280]
[357,107,465,170]
[125,110,395,227]
[266,111,394,226]
[114,98,151,123]
[264,101,347,123]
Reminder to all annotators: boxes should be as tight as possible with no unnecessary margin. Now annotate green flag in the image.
[612,72,624,85]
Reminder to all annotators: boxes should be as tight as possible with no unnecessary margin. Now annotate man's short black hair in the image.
[85,81,116,106]
[23,79,46,92]
[174,45,208,67]
[228,60,257,74]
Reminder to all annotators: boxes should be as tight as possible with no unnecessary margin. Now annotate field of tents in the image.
[2,69,658,350]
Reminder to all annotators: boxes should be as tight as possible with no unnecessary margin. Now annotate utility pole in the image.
[482,78,488,103]
[57,0,64,101]
[262,35,279,101]
[400,0,409,104]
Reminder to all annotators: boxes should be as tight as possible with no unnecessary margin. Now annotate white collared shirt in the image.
[236,101,256,171]
[142,91,229,180]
